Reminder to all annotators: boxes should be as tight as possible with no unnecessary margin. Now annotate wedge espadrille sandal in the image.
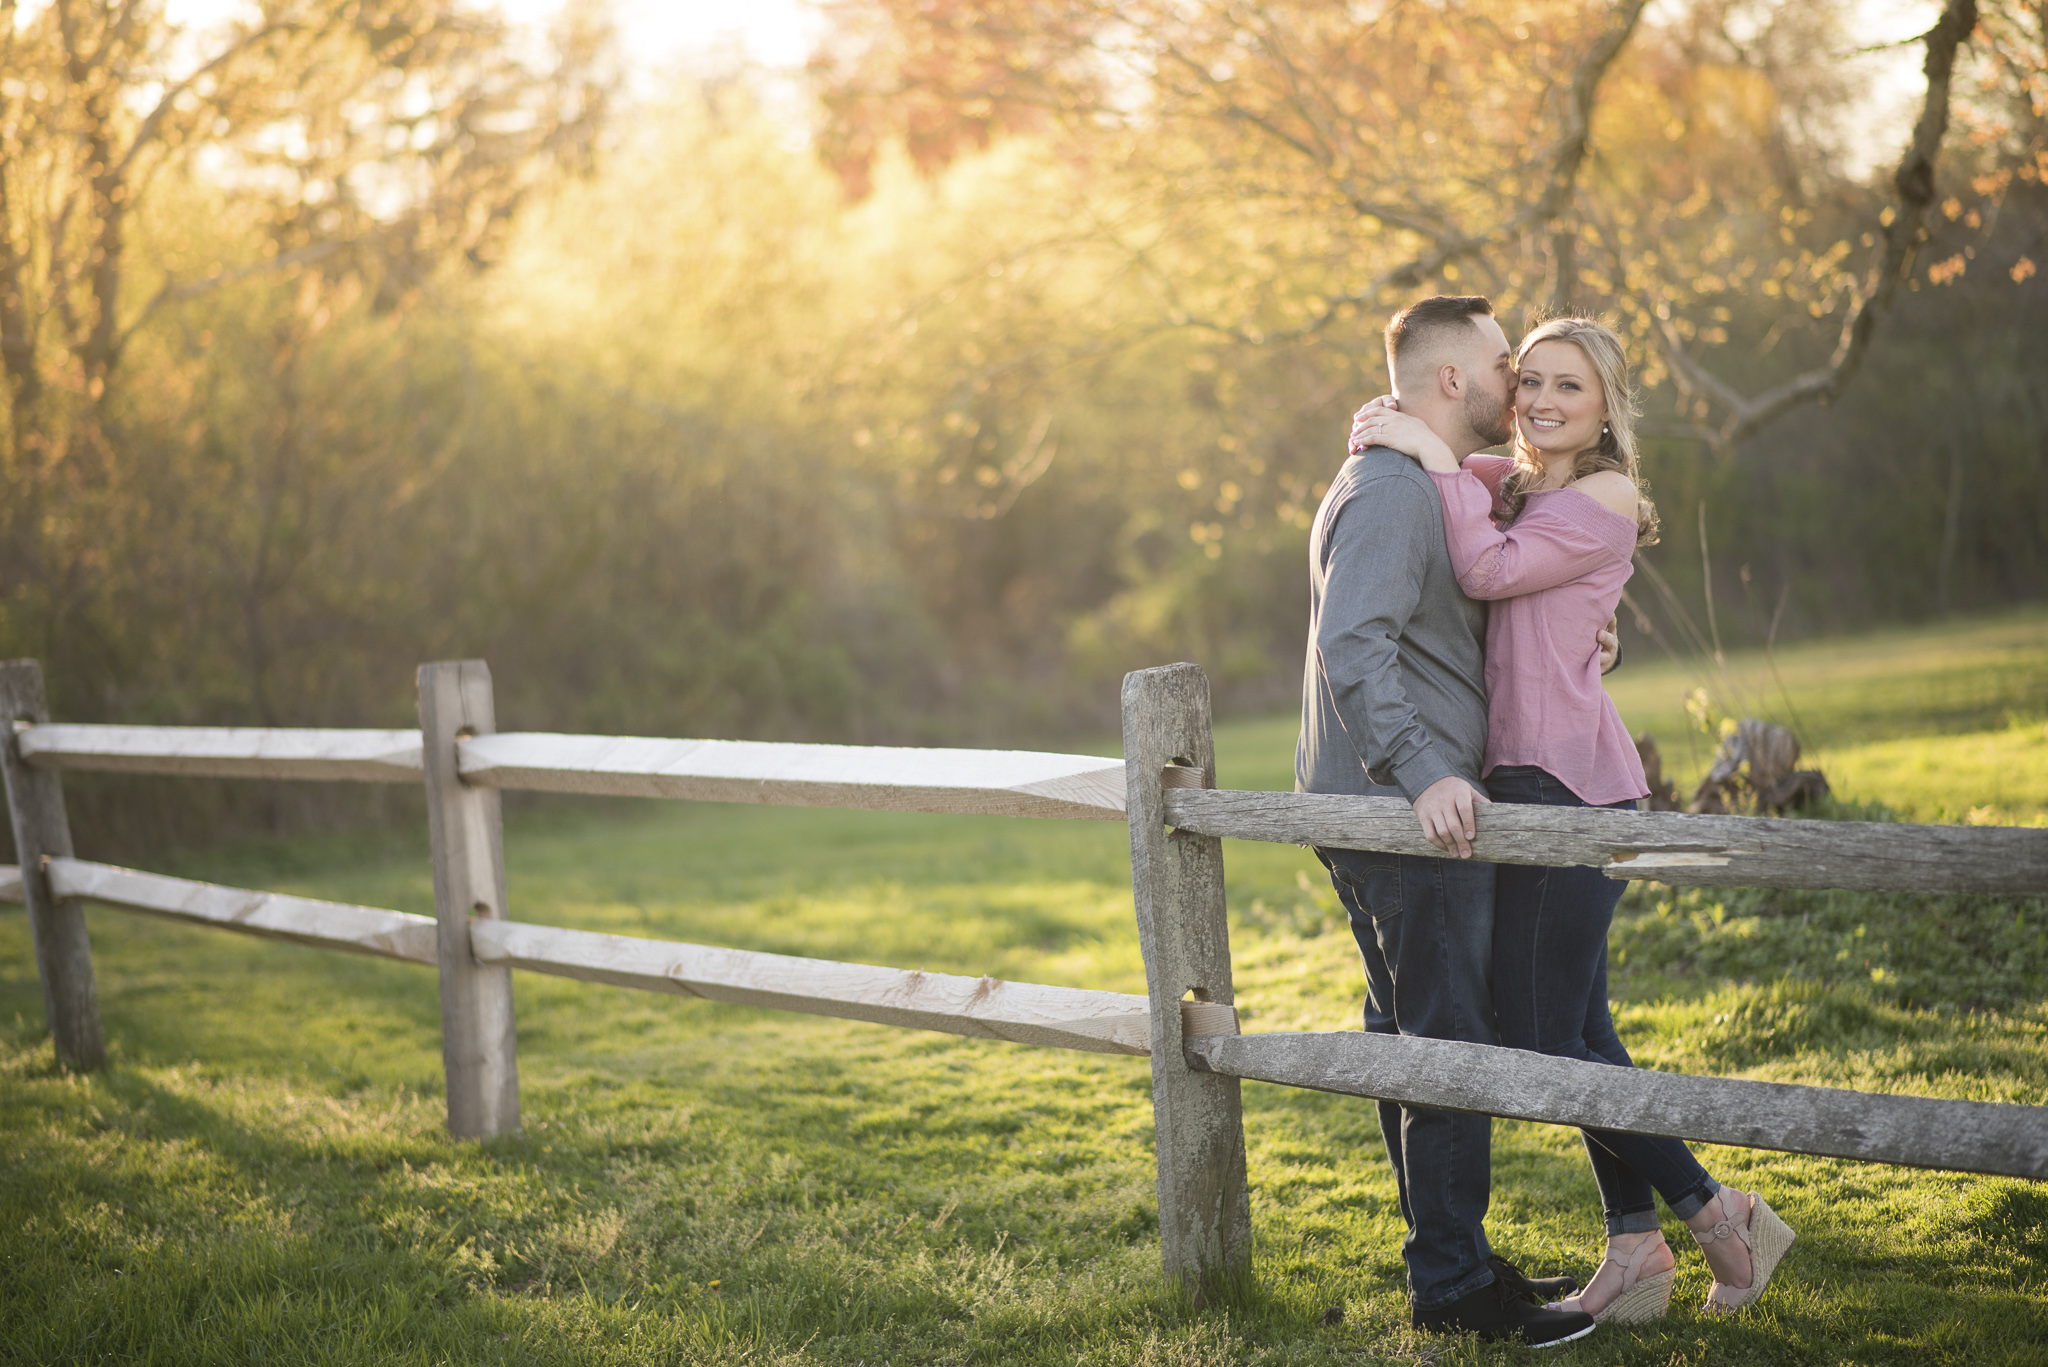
[1546,1235,1675,1325]
[1694,1189,1796,1315]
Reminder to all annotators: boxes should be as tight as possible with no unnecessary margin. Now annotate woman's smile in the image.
[1515,339,1607,466]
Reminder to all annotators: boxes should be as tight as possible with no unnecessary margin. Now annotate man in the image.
[1296,295,1599,1348]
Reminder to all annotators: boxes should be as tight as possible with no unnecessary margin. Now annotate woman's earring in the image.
[1602,422,1610,434]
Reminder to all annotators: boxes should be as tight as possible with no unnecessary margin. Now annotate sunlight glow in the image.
[155,0,825,72]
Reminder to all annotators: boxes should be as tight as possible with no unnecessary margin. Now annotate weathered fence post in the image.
[418,660,520,1138]
[1122,663,1251,1298]
[0,660,105,1069]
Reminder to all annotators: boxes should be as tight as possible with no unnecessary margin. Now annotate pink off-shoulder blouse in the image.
[1426,454,1649,806]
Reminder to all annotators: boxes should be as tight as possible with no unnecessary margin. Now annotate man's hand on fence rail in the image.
[1411,776,1492,859]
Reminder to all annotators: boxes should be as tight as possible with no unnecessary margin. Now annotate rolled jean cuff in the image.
[1605,1205,1661,1236]
[1665,1177,1721,1224]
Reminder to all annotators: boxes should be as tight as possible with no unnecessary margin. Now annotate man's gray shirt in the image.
[1296,447,1488,801]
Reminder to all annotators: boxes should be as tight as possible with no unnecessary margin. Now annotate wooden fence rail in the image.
[43,859,438,965]
[3,857,2044,1183]
[1161,785,2048,897]
[1186,1032,2048,1180]
[5,656,2047,1299]
[16,723,1127,822]
[0,857,1172,1055]
[17,723,426,782]
[21,724,2044,894]
[456,732,1128,820]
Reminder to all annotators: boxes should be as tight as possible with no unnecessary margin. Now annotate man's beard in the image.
[1465,384,1514,449]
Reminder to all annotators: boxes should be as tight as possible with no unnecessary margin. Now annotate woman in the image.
[1347,316,1794,1323]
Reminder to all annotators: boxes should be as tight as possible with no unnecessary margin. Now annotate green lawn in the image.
[1209,601,2048,823]
[3,610,2046,1364]
[1603,603,2048,824]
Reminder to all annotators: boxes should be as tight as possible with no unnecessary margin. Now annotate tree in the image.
[813,0,2042,444]
[1629,0,1989,450]
[814,0,1649,336]
[0,0,606,678]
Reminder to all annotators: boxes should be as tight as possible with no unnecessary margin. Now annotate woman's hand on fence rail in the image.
[1161,789,2048,897]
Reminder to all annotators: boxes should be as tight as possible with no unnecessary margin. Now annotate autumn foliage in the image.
[0,0,2043,855]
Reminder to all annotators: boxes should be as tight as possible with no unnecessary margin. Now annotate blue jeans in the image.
[1317,844,1498,1309]
[1486,765,1719,1234]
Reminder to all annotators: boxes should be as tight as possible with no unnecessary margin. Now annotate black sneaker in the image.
[1489,1254,1580,1305]
[1413,1276,1596,1349]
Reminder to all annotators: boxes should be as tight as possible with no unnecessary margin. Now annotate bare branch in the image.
[1650,0,1980,449]
[1186,0,1649,343]
[116,238,352,353]
[1636,420,1727,446]
[1363,0,1648,296]
[0,172,39,424]
[112,15,306,181]
[1529,0,1647,225]
[1650,310,1752,417]
[46,181,82,348]
[0,0,38,418]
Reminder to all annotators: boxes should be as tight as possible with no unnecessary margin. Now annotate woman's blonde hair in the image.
[1497,315,1660,546]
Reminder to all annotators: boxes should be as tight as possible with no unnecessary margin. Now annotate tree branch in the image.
[112,16,305,181]
[115,237,352,354]
[0,0,38,421]
[1649,0,1979,451]
[1178,0,1649,343]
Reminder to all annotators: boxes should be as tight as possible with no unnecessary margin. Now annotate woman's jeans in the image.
[1486,765,1720,1235]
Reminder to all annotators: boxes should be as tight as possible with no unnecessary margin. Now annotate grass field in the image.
[1605,604,2048,825]
[1187,603,2048,824]
[3,609,2046,1364]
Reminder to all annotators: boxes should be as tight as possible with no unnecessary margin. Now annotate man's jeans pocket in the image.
[1325,851,1400,921]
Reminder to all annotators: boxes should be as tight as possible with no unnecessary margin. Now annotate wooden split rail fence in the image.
[4,657,2046,1293]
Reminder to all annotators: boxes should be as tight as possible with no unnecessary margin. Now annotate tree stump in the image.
[1687,719,1830,815]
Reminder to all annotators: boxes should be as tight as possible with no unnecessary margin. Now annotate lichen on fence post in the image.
[0,660,105,1070]
[418,660,521,1139]
[1122,663,1251,1298]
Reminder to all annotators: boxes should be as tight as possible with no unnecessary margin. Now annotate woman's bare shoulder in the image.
[1572,469,1640,520]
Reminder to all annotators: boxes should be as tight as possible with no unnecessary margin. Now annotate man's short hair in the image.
[1385,295,1495,387]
